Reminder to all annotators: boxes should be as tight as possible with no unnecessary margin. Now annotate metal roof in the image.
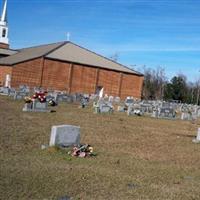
[0,41,143,76]
[46,42,142,75]
[0,41,65,65]
[0,48,18,56]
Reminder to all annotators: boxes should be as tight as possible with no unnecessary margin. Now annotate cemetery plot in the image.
[127,104,144,116]
[158,107,176,119]
[22,91,51,112]
[23,100,50,112]
[1,95,200,200]
[93,100,114,114]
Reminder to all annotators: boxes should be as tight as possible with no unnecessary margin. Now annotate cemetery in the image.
[1,91,200,200]
[0,0,199,199]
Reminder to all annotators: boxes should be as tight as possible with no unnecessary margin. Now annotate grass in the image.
[0,95,200,200]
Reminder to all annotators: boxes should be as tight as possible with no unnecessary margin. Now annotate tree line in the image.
[141,67,200,105]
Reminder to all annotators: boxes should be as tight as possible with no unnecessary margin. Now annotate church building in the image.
[0,0,144,99]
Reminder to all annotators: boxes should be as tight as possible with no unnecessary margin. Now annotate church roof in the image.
[0,41,65,65]
[0,41,143,76]
[0,48,18,56]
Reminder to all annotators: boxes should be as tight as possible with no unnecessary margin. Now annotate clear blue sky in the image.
[6,0,200,82]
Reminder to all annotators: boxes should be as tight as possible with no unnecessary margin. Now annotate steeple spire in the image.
[1,0,7,22]
[0,0,9,47]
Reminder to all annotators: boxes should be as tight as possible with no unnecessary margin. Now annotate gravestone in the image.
[19,85,30,95]
[197,109,200,118]
[14,91,25,100]
[33,86,42,93]
[117,105,126,112]
[192,112,197,120]
[192,128,200,143]
[140,103,153,113]
[23,100,50,112]
[94,100,113,114]
[124,97,134,107]
[181,112,192,121]
[62,94,71,102]
[55,93,64,102]
[22,102,32,111]
[80,96,89,108]
[8,88,16,96]
[151,109,159,118]
[158,107,176,119]
[55,93,73,103]
[49,125,80,147]
[0,87,10,95]
[50,92,59,103]
[75,94,81,102]
[127,105,143,116]
[89,94,98,101]
[108,96,114,102]
[114,96,121,103]
[33,101,48,110]
[100,104,113,113]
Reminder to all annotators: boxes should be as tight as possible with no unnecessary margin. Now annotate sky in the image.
[5,0,200,82]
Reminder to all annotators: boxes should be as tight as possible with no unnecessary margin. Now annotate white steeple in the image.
[0,0,9,45]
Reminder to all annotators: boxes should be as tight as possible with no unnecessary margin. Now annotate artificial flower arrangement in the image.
[24,91,47,103]
[68,144,96,158]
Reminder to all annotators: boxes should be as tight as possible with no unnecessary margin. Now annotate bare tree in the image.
[141,66,167,100]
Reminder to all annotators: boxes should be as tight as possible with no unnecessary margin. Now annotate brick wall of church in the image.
[10,58,43,88]
[41,59,71,91]
[70,63,97,94]
[121,73,144,99]
[98,69,121,97]
[41,58,143,99]
[2,57,143,99]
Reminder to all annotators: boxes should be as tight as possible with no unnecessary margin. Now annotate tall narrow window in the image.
[2,29,6,37]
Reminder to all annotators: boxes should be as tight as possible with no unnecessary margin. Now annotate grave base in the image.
[157,116,176,120]
[22,108,51,112]
[192,139,200,144]
[22,103,51,112]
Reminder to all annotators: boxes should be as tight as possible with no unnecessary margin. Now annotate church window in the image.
[2,29,6,37]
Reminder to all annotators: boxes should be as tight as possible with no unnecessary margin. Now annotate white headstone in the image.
[192,128,200,143]
[100,105,112,113]
[108,96,114,102]
[49,125,80,147]
[197,128,200,141]
[5,74,11,88]
[99,88,104,98]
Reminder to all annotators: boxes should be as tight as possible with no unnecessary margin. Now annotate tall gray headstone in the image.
[49,125,80,147]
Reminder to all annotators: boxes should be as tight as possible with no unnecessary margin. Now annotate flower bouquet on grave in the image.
[32,91,47,103]
[24,96,32,103]
[68,144,97,158]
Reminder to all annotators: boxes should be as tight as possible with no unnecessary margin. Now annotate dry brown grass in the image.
[0,95,200,200]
